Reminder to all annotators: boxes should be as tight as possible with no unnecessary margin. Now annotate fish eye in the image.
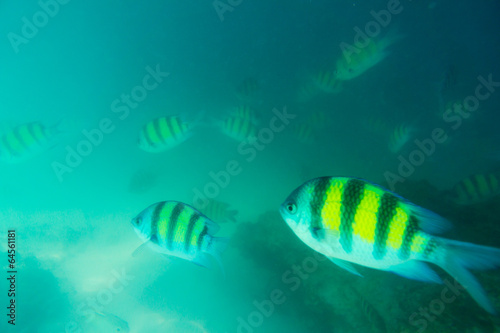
[285,202,297,214]
[133,217,142,225]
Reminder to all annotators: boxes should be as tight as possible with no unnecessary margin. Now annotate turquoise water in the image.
[1,1,500,332]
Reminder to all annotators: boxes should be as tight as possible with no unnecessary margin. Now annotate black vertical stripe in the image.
[167,202,184,250]
[184,212,200,252]
[373,193,398,260]
[168,117,179,141]
[150,202,166,243]
[422,238,437,259]
[197,226,208,251]
[142,123,157,148]
[340,179,365,253]
[398,215,418,260]
[310,177,330,239]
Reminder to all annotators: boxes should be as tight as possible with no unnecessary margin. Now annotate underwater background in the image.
[1,0,500,332]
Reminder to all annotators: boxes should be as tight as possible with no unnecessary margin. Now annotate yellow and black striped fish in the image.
[219,112,258,142]
[138,116,194,153]
[131,201,229,270]
[194,198,238,223]
[280,177,500,314]
[450,173,500,205]
[0,122,60,163]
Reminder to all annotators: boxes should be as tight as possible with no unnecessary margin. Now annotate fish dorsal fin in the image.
[327,257,363,277]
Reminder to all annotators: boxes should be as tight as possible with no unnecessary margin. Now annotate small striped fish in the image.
[230,105,259,125]
[293,121,316,144]
[388,123,413,153]
[138,116,194,153]
[131,201,229,270]
[280,176,500,314]
[194,198,238,223]
[450,173,500,205]
[0,122,60,163]
[312,69,342,94]
[219,112,258,142]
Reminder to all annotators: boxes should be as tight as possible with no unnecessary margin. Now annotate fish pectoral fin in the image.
[131,241,151,258]
[313,226,340,238]
[191,253,212,269]
[388,261,442,283]
[131,239,164,258]
[327,257,363,277]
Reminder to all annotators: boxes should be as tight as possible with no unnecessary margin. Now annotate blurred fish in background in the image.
[448,172,500,205]
[0,121,62,163]
[335,31,403,81]
[229,105,259,125]
[217,109,259,142]
[312,68,343,94]
[292,110,330,144]
[138,114,200,153]
[362,115,390,137]
[194,198,239,223]
[387,122,414,153]
[127,167,161,194]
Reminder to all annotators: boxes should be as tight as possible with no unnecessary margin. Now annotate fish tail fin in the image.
[208,237,230,279]
[435,237,500,314]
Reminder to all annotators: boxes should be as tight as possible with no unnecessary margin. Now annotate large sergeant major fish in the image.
[280,176,500,314]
